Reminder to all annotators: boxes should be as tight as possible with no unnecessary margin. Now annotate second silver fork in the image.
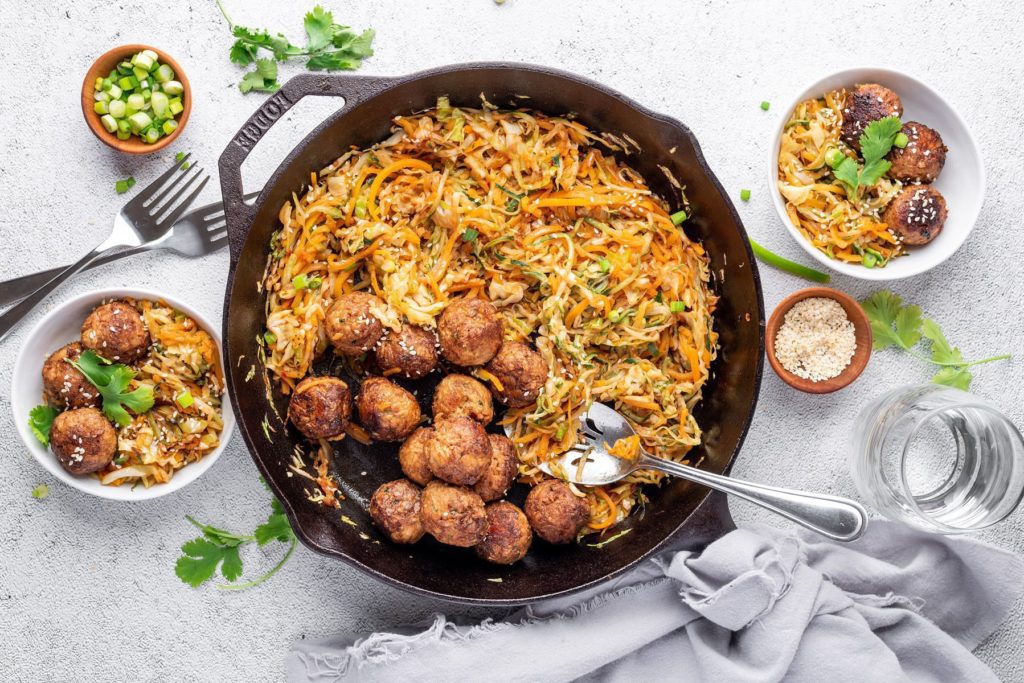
[0,155,209,342]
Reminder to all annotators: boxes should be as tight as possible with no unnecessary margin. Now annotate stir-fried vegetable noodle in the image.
[777,88,903,265]
[100,299,225,487]
[262,99,718,532]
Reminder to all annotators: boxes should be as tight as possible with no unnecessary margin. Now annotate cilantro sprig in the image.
[216,1,375,94]
[28,405,60,446]
[829,116,903,196]
[861,291,1011,390]
[70,350,154,427]
[175,492,297,590]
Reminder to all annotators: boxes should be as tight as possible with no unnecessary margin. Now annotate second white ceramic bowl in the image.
[768,67,985,281]
[11,288,235,500]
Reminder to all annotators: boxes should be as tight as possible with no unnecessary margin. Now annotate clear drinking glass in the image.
[850,384,1024,533]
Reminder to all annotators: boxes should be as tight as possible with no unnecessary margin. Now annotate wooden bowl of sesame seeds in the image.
[766,288,872,393]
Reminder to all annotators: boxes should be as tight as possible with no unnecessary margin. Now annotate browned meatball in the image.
[882,186,948,246]
[287,376,352,440]
[324,292,384,355]
[369,479,426,544]
[887,122,947,183]
[373,324,438,379]
[42,342,100,410]
[524,479,589,544]
[427,417,492,485]
[420,481,487,547]
[484,341,548,408]
[399,427,434,486]
[476,501,533,565]
[81,301,150,363]
[474,434,519,502]
[356,377,422,441]
[432,374,494,424]
[50,407,117,475]
[841,83,903,150]
[437,298,503,366]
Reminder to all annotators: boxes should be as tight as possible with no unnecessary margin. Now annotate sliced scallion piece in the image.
[670,210,687,226]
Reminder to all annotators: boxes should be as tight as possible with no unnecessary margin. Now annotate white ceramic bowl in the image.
[11,288,235,500]
[768,67,985,280]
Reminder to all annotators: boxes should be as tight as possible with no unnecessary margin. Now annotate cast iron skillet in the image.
[218,63,764,605]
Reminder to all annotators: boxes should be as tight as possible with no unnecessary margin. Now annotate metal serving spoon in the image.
[530,402,868,542]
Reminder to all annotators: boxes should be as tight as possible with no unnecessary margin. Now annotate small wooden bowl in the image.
[765,287,872,394]
[81,44,191,155]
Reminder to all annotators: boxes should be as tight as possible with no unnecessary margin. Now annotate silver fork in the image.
[0,155,209,342]
[0,192,259,308]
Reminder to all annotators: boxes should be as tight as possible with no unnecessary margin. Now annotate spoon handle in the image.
[640,454,868,542]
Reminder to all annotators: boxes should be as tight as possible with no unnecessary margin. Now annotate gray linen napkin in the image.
[286,521,1024,682]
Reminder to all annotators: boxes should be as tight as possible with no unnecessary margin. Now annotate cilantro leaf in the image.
[219,546,244,582]
[832,156,861,193]
[859,158,892,188]
[239,70,278,94]
[176,538,237,588]
[255,57,278,82]
[933,366,972,391]
[255,498,296,546]
[28,405,60,446]
[333,28,375,57]
[303,5,335,51]
[859,116,903,164]
[861,291,921,350]
[186,515,251,547]
[306,51,362,71]
[921,319,964,366]
[70,350,154,427]
[229,40,255,66]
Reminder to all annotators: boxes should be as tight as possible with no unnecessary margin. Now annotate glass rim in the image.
[899,401,1024,533]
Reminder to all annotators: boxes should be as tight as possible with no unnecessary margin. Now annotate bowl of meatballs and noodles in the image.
[218,65,763,604]
[770,67,984,280]
[12,288,234,500]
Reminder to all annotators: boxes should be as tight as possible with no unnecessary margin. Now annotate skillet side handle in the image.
[217,72,396,265]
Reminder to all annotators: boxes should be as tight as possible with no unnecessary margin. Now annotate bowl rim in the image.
[765,286,872,394]
[81,43,192,155]
[11,287,234,501]
[766,65,986,281]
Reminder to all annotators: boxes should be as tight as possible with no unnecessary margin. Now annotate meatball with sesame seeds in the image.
[882,185,948,246]
[887,122,947,184]
[373,323,438,379]
[324,291,385,356]
[356,377,422,441]
[476,501,532,565]
[287,376,352,440]
[369,479,425,544]
[399,427,434,486]
[525,479,589,544]
[484,341,548,408]
[473,434,519,502]
[432,374,494,424]
[427,416,492,486]
[42,342,100,409]
[50,407,117,475]
[840,83,903,151]
[437,297,503,367]
[420,480,487,547]
[81,301,150,362]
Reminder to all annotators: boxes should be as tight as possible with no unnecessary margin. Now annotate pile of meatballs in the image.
[40,301,152,475]
[285,293,590,565]
[841,83,950,246]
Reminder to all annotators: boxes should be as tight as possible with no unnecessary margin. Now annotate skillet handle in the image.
[217,72,396,264]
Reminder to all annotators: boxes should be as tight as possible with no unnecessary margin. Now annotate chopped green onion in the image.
[100,115,118,133]
[894,132,909,149]
[354,198,367,218]
[175,390,194,408]
[94,50,184,144]
[115,177,136,194]
[760,101,770,111]
[132,66,149,81]
[142,127,160,144]
[740,189,751,202]
[669,301,687,313]
[670,210,687,226]
[824,148,845,168]
[154,63,175,84]
[292,274,309,290]
[862,251,878,268]
[116,129,131,141]
[126,93,145,111]
[598,258,611,273]
[554,424,567,440]
[162,80,184,96]
[462,228,479,242]
[263,331,277,345]
[162,120,178,135]
[94,76,104,91]
[93,101,109,115]
[168,99,184,116]
[127,112,152,133]
[308,276,323,289]
[151,91,169,118]
[749,239,830,283]
[108,99,127,118]
[106,83,123,99]
[94,90,111,103]
[132,52,155,71]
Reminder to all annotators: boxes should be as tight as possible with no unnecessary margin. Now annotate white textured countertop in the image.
[2,1,1023,680]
